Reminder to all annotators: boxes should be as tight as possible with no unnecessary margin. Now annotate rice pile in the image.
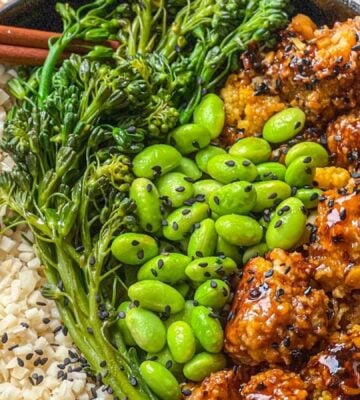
[0,67,113,398]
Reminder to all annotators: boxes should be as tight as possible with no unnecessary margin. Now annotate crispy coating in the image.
[302,325,360,399]
[326,109,360,171]
[309,185,360,297]
[240,369,308,400]
[221,15,360,142]
[224,249,330,367]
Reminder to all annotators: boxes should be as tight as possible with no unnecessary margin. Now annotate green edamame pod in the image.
[195,145,226,173]
[183,352,227,382]
[126,308,166,353]
[263,107,306,143]
[193,180,223,202]
[193,94,225,139]
[128,280,185,314]
[111,233,159,265]
[167,321,196,363]
[130,178,162,233]
[137,253,191,284]
[252,181,292,212]
[242,243,269,264]
[209,181,257,216]
[194,279,230,310]
[285,142,329,167]
[174,157,202,181]
[132,144,182,179]
[229,137,271,164]
[285,156,316,187]
[257,162,287,181]
[185,256,237,283]
[163,202,209,241]
[140,361,181,400]
[169,124,211,155]
[187,218,218,258]
[207,154,258,184]
[147,347,183,380]
[266,197,307,250]
[116,301,136,346]
[191,306,224,353]
[295,188,323,209]
[215,215,263,247]
[216,236,243,264]
[156,172,194,208]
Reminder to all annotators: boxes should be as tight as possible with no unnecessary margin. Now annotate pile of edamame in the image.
[110,94,330,399]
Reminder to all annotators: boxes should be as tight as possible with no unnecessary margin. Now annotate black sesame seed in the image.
[26,353,33,360]
[100,360,107,368]
[21,322,29,328]
[157,259,164,269]
[195,194,206,202]
[247,276,254,284]
[42,318,50,324]
[214,196,220,205]
[131,240,140,246]
[291,187,298,196]
[192,140,200,149]
[118,311,126,319]
[161,220,168,227]
[265,269,274,278]
[172,221,179,231]
[89,256,96,266]
[176,186,185,192]
[276,288,285,299]
[283,337,291,347]
[196,251,203,258]
[210,280,218,288]
[87,327,94,334]
[184,177,194,183]
[242,160,251,166]
[222,287,229,297]
[133,300,140,307]
[274,220,282,228]
[17,357,24,367]
[146,184,153,192]
[165,360,173,369]
[182,209,191,216]
[303,156,312,163]
[304,286,312,296]
[271,342,279,349]
[268,192,278,200]
[305,167,313,174]
[151,268,158,277]
[310,193,319,201]
[8,345,19,351]
[182,389,192,396]
[204,271,211,277]
[164,305,171,314]
[249,288,261,299]
[339,208,347,221]
[137,249,144,260]
[284,266,291,274]
[193,222,201,229]
[301,206,307,215]
[245,185,253,192]
[75,246,84,253]
[35,349,43,355]
[225,160,235,167]
[146,223,153,231]
[199,262,208,268]
[1,333,8,344]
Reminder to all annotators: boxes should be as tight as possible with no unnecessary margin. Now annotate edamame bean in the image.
[193,180,223,202]
[111,233,159,265]
[167,321,196,363]
[242,243,269,264]
[285,156,316,187]
[183,353,227,382]
[174,282,191,298]
[130,178,162,233]
[133,144,182,179]
[207,154,258,184]
[126,308,166,353]
[194,279,230,310]
[165,300,196,328]
[252,181,292,212]
[169,124,211,155]
[128,280,185,314]
[137,253,190,284]
[163,202,209,241]
[116,301,136,346]
[157,173,194,208]
[266,197,307,250]
[185,256,237,283]
[174,157,202,181]
[147,347,183,380]
[295,188,323,209]
[257,162,287,181]
[209,181,257,216]
[229,137,271,164]
[285,142,329,167]
[216,236,243,265]
[215,215,263,247]
[187,219,217,258]
[195,146,226,173]
[193,94,225,139]
[191,306,224,353]
[140,361,181,400]
[263,107,306,143]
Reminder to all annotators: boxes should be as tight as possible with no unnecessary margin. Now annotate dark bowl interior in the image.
[0,0,347,31]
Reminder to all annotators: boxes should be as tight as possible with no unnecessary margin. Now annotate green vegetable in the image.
[252,181,292,212]
[195,145,227,174]
[0,0,290,396]
[183,353,227,382]
[169,124,212,155]
[193,94,225,139]
[257,162,287,181]
[229,137,271,164]
[216,236,243,265]
[130,178,163,233]
[242,243,269,264]
[185,256,237,283]
[215,215,263,247]
[207,154,258,184]
[209,181,257,216]
[285,142,329,167]
[111,233,159,266]
[140,361,181,400]
[266,197,307,250]
[167,321,196,363]
[126,308,167,353]
[174,158,202,181]
[156,172,194,208]
[295,188,323,209]
[128,281,185,314]
[193,180,224,202]
[263,107,306,143]
[194,279,230,310]
[187,218,218,258]
[285,156,316,187]
[116,301,136,346]
[147,347,183,380]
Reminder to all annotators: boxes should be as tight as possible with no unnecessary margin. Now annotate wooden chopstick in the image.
[0,25,119,66]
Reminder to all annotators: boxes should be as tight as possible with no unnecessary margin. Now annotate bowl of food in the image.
[0,1,359,399]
